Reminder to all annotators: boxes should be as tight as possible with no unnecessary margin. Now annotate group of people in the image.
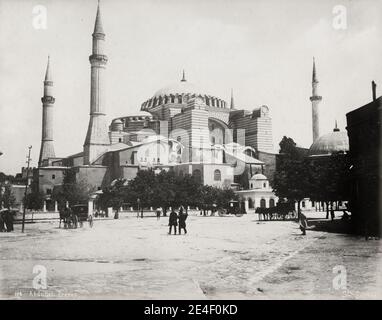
[168,206,188,235]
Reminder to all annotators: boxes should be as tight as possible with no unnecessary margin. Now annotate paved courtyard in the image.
[1,212,382,299]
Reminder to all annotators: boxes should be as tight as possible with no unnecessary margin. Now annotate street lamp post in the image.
[21,146,32,233]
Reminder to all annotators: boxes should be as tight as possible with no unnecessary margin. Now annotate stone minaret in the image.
[83,1,110,165]
[38,56,56,167]
[310,57,322,142]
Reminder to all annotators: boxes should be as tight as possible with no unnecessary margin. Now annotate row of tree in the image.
[273,136,350,217]
[98,169,239,215]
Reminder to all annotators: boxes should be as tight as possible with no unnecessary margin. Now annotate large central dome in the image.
[141,72,227,111]
[154,80,211,98]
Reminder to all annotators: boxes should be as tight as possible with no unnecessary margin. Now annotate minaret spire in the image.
[39,56,56,166]
[310,57,322,142]
[84,1,110,165]
[230,88,235,109]
[45,55,52,81]
[181,70,186,82]
[94,0,104,35]
[312,57,317,83]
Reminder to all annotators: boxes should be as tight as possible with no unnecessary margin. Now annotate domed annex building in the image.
[35,2,278,206]
[235,173,279,212]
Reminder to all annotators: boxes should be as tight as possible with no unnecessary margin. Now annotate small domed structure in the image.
[308,124,349,156]
[249,173,270,189]
[111,118,123,131]
[251,173,267,180]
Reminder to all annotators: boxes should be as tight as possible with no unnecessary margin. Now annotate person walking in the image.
[299,211,308,235]
[168,208,178,235]
[330,206,335,221]
[178,206,188,235]
[156,207,162,220]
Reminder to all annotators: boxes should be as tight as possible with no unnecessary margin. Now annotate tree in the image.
[306,153,351,215]
[273,137,310,218]
[24,179,44,210]
[98,179,127,214]
[52,168,96,208]
[0,172,15,184]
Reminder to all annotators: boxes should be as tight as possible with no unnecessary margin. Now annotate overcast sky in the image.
[0,0,381,174]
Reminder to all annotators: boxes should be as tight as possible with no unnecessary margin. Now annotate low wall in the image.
[14,211,60,222]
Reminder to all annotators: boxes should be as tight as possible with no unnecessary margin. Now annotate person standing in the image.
[178,206,188,235]
[168,208,178,235]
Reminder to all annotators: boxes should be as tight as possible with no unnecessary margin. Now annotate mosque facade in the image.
[36,3,277,200]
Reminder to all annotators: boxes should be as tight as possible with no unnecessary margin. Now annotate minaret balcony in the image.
[89,54,108,64]
[41,96,55,104]
[310,95,322,102]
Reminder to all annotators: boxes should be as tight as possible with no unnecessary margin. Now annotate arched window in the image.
[260,199,266,208]
[263,182,266,188]
[177,96,182,104]
[269,198,275,207]
[193,169,202,183]
[214,169,221,181]
[170,95,175,103]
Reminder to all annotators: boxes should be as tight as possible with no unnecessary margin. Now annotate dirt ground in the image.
[1,211,381,299]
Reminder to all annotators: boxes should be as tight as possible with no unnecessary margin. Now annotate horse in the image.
[59,207,77,229]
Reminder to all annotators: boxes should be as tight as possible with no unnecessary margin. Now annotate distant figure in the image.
[178,206,188,235]
[330,207,335,221]
[156,207,162,220]
[0,209,6,232]
[168,209,178,235]
[299,212,308,235]
[341,210,349,221]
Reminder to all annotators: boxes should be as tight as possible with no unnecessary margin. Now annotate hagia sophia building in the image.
[35,2,344,210]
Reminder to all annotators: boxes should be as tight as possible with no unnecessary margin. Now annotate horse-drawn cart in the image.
[256,202,296,221]
[59,204,93,229]
[217,200,246,217]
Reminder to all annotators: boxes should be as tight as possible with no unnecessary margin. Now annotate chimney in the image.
[372,80,377,101]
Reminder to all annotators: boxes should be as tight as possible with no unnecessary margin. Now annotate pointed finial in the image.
[312,56,318,83]
[94,0,104,35]
[333,120,340,132]
[181,70,186,82]
[44,55,52,81]
[230,88,235,109]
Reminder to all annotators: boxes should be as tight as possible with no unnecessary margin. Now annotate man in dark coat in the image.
[178,206,188,235]
[168,209,178,235]
[0,210,5,232]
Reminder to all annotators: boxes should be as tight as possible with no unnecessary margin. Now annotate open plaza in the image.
[1,210,381,300]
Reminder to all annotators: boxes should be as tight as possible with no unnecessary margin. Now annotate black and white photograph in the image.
[0,0,381,305]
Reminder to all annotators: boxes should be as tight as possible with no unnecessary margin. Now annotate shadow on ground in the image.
[309,218,353,234]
